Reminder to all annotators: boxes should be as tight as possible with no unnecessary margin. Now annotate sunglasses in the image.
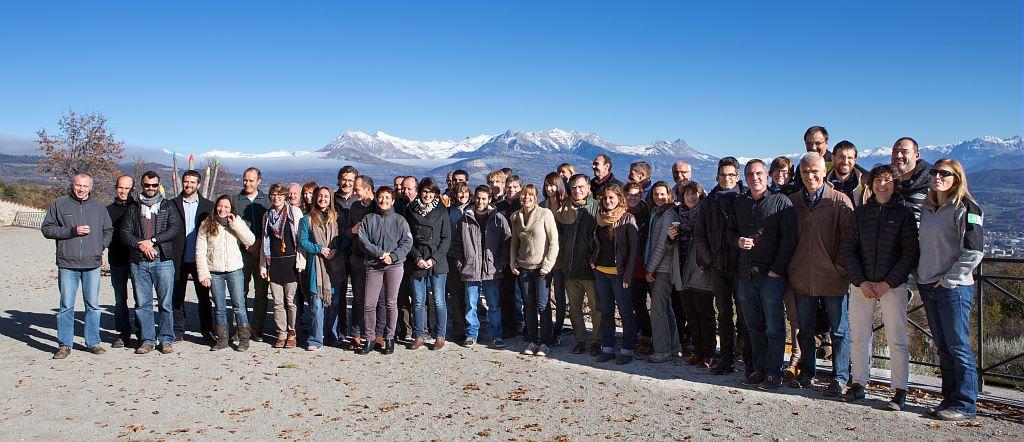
[928,169,955,178]
[142,183,160,188]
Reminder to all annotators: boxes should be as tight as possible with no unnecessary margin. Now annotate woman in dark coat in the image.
[405,178,452,350]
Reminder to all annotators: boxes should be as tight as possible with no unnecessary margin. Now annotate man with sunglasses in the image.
[890,137,932,225]
[121,171,182,354]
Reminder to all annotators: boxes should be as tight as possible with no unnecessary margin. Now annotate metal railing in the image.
[12,211,45,229]
[868,257,1024,392]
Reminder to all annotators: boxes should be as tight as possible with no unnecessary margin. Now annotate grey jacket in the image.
[41,195,114,269]
[917,198,985,287]
[646,206,683,290]
[450,207,512,282]
[357,207,413,270]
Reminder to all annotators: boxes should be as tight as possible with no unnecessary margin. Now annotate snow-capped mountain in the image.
[860,136,1021,170]
[319,130,492,161]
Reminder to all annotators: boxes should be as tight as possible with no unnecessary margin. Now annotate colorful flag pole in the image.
[202,165,211,197]
[171,151,181,195]
[188,153,195,171]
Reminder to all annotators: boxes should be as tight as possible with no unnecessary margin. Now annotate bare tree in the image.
[36,110,125,196]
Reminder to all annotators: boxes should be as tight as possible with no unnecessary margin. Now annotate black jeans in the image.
[713,272,752,371]
[499,266,520,339]
[680,288,716,359]
[446,258,467,342]
[517,268,553,345]
[631,277,652,338]
[172,261,213,340]
[396,274,413,340]
[671,290,690,349]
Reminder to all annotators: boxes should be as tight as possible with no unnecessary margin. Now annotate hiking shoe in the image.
[535,344,549,357]
[135,343,155,355]
[823,380,846,398]
[758,375,783,391]
[52,345,71,359]
[522,343,537,355]
[491,339,505,349]
[158,343,174,354]
[887,389,907,411]
[85,345,106,355]
[571,341,587,354]
[741,372,765,386]
[596,352,616,363]
[846,383,866,401]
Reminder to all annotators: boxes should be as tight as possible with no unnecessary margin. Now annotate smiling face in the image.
[420,186,436,205]
[287,184,301,206]
[315,188,332,211]
[456,186,471,205]
[215,198,232,218]
[303,188,315,205]
[770,167,790,186]
[520,189,537,210]
[891,139,919,175]
[801,159,827,193]
[505,181,522,199]
[269,191,286,210]
[872,172,895,203]
[569,177,590,201]
[717,165,739,190]
[141,176,160,198]
[833,148,856,177]
[242,170,260,195]
[672,161,692,185]
[804,131,828,156]
[652,185,671,207]
[474,189,491,213]
[601,190,620,211]
[930,165,957,194]
[683,190,699,209]
[745,162,768,196]
[72,175,93,200]
[181,174,199,198]
[338,172,356,195]
[376,191,394,211]
[625,188,642,208]
[115,176,133,201]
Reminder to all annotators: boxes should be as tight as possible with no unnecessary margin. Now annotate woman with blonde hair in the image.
[510,184,560,357]
[197,195,257,351]
[917,158,984,421]
[298,186,345,351]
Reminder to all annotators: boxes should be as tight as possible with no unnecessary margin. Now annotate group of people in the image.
[42,125,985,421]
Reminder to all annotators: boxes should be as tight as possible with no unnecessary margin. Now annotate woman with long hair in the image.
[405,177,452,350]
[917,158,984,421]
[590,184,639,364]
[541,172,570,343]
[446,180,472,343]
[300,181,319,215]
[510,184,560,357]
[259,183,307,349]
[298,186,346,351]
[196,195,257,351]
[645,181,682,363]
[356,186,413,355]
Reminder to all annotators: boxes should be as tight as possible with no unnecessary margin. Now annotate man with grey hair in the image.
[671,160,692,196]
[42,173,114,359]
[787,152,855,396]
[287,183,302,208]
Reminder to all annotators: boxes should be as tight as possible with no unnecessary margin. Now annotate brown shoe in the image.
[433,338,446,350]
[374,337,385,350]
[571,341,587,354]
[590,342,601,357]
[284,331,297,349]
[53,345,71,359]
[135,343,155,354]
[273,336,287,348]
[159,343,174,354]
[85,345,107,355]
[409,338,424,350]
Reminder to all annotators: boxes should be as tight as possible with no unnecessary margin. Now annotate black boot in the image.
[236,325,251,352]
[212,325,229,351]
[383,339,395,355]
[356,341,373,355]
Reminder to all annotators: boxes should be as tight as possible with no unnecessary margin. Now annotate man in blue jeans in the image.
[41,173,114,359]
[786,153,856,397]
[450,185,511,348]
[729,159,797,390]
[107,175,139,348]
[120,171,182,355]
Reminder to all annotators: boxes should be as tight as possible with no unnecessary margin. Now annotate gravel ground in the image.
[0,226,1020,440]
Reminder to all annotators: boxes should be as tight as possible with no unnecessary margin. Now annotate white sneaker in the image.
[522,343,537,356]
[536,344,549,357]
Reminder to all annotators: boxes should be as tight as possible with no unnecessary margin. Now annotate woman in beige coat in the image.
[510,184,559,357]
[197,195,256,351]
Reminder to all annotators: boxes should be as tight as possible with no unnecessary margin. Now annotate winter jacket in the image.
[343,199,375,269]
[898,159,932,226]
[106,197,134,267]
[590,173,624,196]
[41,194,114,269]
[827,167,868,207]
[171,194,214,279]
[258,205,307,276]
[448,203,470,228]
[693,186,741,274]
[404,200,452,278]
[235,191,270,238]
[681,240,713,293]
[555,196,599,279]
[195,216,256,282]
[728,191,798,281]
[357,207,413,270]
[510,206,559,274]
[450,207,512,282]
[840,195,919,289]
[787,185,855,296]
[646,205,683,290]
[917,198,984,288]
[588,212,639,277]
[120,199,182,263]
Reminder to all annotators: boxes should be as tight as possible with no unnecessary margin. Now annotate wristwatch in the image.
[151,237,158,245]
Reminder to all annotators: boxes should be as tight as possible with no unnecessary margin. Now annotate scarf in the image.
[263,203,293,255]
[411,197,439,216]
[554,195,590,224]
[597,203,627,228]
[216,215,231,227]
[138,192,163,219]
[310,211,339,307]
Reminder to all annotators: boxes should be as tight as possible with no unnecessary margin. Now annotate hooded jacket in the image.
[450,206,511,282]
[42,194,114,269]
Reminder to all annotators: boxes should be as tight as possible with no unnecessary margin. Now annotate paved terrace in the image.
[0,227,1020,440]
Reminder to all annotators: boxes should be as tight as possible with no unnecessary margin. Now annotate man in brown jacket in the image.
[787,152,855,398]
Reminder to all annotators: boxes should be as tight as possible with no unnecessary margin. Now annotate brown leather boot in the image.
[273,335,287,348]
[284,331,297,349]
[433,338,446,350]
[410,338,424,350]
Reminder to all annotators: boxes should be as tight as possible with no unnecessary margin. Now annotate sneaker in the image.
[463,338,477,348]
[887,389,907,411]
[135,343,155,355]
[522,343,537,355]
[85,345,106,355]
[491,339,506,349]
[596,352,616,363]
[823,380,845,398]
[789,374,813,389]
[741,372,765,386]
[936,409,970,421]
[758,375,783,391]
[111,338,125,349]
[846,383,866,401]
[536,344,549,357]
[571,341,587,354]
[158,343,174,355]
[52,345,71,359]
[615,354,633,365]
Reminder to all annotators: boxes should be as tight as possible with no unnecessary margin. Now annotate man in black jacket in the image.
[171,170,215,343]
[729,159,797,390]
[122,171,182,354]
[236,167,270,340]
[694,157,751,375]
[890,137,931,225]
[107,175,138,348]
[590,154,624,196]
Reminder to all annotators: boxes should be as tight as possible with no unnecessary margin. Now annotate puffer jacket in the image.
[646,205,683,290]
[196,216,256,281]
[405,199,452,278]
[694,186,741,274]
[787,185,855,296]
[588,212,639,277]
[450,207,511,282]
[840,195,919,289]
[898,159,932,225]
[120,199,182,263]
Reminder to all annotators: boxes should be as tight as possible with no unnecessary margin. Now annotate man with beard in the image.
[890,137,931,225]
[171,170,215,344]
[591,154,624,196]
[826,141,868,206]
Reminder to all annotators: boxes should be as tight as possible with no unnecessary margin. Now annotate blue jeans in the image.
[210,269,247,326]
[57,267,101,348]
[920,283,977,416]
[795,292,850,382]
[518,268,553,345]
[109,265,135,340]
[413,274,448,339]
[306,285,342,349]
[131,259,176,345]
[465,279,501,341]
[594,270,635,354]
[737,276,787,377]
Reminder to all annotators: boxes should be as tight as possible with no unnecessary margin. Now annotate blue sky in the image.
[0,1,1020,157]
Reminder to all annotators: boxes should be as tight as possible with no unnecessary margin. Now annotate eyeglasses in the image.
[141,183,160,188]
[717,173,738,178]
[928,169,955,178]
